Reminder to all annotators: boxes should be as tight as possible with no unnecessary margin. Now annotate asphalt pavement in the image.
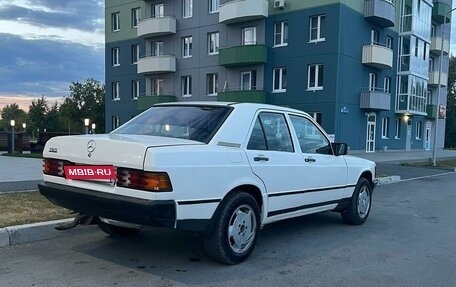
[1,172,455,286]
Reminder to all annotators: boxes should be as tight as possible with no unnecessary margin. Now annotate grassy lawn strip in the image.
[401,159,456,168]
[0,191,72,228]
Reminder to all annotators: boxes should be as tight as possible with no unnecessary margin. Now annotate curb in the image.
[377,175,401,185]
[0,219,98,248]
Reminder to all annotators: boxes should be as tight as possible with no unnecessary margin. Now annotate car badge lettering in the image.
[87,140,96,157]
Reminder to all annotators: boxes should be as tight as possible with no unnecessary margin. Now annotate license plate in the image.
[64,165,116,180]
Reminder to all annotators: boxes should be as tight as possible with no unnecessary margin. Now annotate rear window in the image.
[111,105,232,143]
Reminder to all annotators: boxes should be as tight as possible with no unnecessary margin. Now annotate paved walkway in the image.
[0,149,455,192]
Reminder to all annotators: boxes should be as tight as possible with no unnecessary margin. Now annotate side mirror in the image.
[332,143,348,156]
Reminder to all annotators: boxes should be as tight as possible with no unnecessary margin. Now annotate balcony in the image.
[430,36,450,55]
[364,0,396,27]
[137,56,176,75]
[137,17,176,38]
[426,104,437,120]
[218,90,266,103]
[219,0,268,24]
[362,44,393,70]
[137,95,176,111]
[219,44,267,67]
[428,71,448,87]
[432,2,452,24]
[360,89,391,111]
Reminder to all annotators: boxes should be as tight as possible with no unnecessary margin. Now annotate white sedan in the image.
[39,102,376,264]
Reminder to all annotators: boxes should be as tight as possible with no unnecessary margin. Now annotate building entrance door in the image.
[425,121,431,151]
[366,113,376,153]
[405,119,412,151]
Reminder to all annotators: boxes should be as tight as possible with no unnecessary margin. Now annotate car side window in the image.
[247,112,294,152]
[289,115,332,155]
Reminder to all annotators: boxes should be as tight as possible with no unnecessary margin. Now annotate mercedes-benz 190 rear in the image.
[38,133,202,229]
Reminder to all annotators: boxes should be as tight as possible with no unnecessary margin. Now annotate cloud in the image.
[0,0,104,32]
[0,33,104,97]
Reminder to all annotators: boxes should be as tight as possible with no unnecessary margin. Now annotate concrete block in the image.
[0,228,10,247]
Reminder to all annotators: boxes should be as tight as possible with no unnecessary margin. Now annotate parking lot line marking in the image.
[399,172,455,183]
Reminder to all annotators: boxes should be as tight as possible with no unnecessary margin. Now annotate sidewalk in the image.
[0,153,42,192]
[350,149,456,163]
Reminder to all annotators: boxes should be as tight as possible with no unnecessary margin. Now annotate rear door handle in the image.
[305,157,316,163]
[254,156,269,162]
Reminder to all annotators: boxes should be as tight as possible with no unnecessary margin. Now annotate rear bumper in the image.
[38,182,176,228]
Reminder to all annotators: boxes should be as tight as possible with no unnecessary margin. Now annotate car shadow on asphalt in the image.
[70,211,371,285]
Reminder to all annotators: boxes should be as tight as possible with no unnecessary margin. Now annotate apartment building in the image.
[105,0,451,152]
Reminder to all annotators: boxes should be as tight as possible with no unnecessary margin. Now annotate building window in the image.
[112,82,120,101]
[386,36,393,49]
[132,80,140,100]
[152,78,164,95]
[241,71,257,91]
[131,44,140,64]
[369,73,377,91]
[132,8,141,28]
[182,76,192,97]
[274,21,288,47]
[208,32,219,55]
[242,27,257,45]
[209,0,219,13]
[371,29,379,44]
[112,47,120,66]
[384,77,391,93]
[207,73,218,96]
[152,3,164,18]
[183,0,193,18]
[416,121,422,139]
[309,112,323,125]
[429,57,434,71]
[307,64,323,90]
[309,15,325,42]
[382,117,389,139]
[112,116,120,130]
[182,36,192,58]
[112,12,120,32]
[395,118,401,139]
[151,41,164,56]
[273,67,287,92]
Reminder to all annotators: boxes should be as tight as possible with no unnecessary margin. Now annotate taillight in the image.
[43,159,73,177]
[116,168,172,192]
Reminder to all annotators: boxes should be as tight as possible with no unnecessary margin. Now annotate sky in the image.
[0,1,456,114]
[0,0,104,112]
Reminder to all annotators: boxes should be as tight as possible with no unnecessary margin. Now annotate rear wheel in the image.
[204,192,261,265]
[341,178,372,225]
[98,222,140,237]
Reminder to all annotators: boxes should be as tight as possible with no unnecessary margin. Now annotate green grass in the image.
[1,152,43,159]
[0,191,72,228]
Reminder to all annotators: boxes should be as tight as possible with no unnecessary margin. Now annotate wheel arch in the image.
[359,170,375,190]
[204,183,265,234]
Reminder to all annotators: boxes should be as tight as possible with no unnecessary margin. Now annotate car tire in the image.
[204,192,261,265]
[98,222,140,237]
[341,177,372,225]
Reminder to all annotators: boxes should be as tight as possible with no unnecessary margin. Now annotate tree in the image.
[445,56,456,148]
[60,78,105,133]
[0,103,27,131]
[28,96,48,133]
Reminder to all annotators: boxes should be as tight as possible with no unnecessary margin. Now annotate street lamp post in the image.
[432,8,455,166]
[10,120,15,154]
[91,123,96,134]
[84,118,90,135]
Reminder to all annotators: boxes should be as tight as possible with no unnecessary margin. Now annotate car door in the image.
[245,111,316,220]
[286,114,348,205]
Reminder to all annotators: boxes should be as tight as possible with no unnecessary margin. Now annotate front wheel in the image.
[204,192,261,265]
[98,222,141,237]
[341,178,372,225]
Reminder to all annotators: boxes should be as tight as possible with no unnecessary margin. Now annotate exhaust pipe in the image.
[55,214,100,230]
